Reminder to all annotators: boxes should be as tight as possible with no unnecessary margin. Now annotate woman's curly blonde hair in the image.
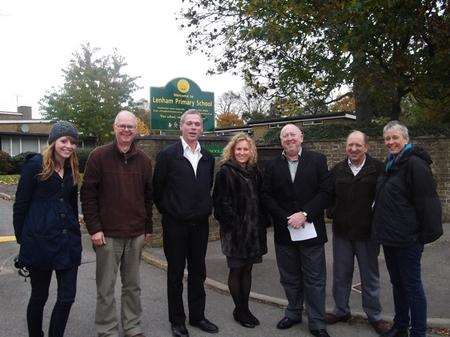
[219,132,258,166]
[39,140,80,185]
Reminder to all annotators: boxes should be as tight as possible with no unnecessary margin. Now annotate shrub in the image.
[261,122,450,145]
[12,151,37,174]
[0,150,15,174]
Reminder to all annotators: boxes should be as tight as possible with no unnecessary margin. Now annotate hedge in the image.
[262,122,450,145]
[0,148,93,175]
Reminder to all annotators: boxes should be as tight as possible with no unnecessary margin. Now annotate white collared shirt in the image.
[181,136,202,175]
[348,156,366,176]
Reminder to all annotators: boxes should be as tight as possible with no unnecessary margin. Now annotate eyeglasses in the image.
[116,124,136,131]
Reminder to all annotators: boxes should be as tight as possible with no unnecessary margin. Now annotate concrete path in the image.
[0,235,394,337]
[144,227,450,328]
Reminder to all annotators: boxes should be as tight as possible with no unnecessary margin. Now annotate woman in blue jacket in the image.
[13,121,82,337]
[373,121,442,337]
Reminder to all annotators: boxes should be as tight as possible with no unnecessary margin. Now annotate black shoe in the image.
[189,318,219,333]
[246,309,260,326]
[233,308,255,328]
[276,317,302,329]
[310,329,331,337]
[325,312,351,324]
[381,327,408,337]
[171,323,189,337]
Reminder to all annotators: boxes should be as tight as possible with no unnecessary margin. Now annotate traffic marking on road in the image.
[0,236,16,243]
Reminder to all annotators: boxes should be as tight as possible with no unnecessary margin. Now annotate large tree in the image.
[40,44,140,144]
[181,0,449,122]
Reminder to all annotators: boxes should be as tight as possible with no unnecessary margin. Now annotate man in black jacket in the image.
[153,109,218,337]
[325,131,389,334]
[262,124,333,337]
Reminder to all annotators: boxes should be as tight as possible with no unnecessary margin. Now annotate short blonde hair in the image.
[220,132,257,166]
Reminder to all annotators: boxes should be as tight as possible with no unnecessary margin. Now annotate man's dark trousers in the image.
[162,216,209,325]
[275,243,326,330]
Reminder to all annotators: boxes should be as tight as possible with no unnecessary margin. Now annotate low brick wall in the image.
[258,136,450,222]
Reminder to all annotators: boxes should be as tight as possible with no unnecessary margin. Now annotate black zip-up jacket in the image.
[329,154,383,241]
[153,140,215,222]
[372,146,443,246]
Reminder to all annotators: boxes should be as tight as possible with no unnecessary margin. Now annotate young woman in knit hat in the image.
[13,121,82,337]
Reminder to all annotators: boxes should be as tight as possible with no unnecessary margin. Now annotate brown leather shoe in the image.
[370,320,390,334]
[325,313,351,324]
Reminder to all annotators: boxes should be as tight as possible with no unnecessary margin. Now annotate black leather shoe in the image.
[276,317,302,329]
[171,323,189,337]
[310,329,331,337]
[233,309,255,328]
[325,312,351,324]
[189,318,219,333]
[246,310,260,326]
[381,327,408,337]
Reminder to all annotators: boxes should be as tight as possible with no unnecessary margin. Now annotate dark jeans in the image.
[162,216,209,324]
[27,267,78,337]
[383,243,426,337]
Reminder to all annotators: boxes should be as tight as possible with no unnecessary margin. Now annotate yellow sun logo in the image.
[177,79,190,93]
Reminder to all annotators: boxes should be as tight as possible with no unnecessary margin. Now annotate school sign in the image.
[150,78,214,131]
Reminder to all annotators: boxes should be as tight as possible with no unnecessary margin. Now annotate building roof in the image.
[0,120,52,124]
[212,112,356,133]
[247,112,356,126]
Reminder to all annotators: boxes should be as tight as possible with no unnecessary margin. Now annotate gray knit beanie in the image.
[48,121,79,144]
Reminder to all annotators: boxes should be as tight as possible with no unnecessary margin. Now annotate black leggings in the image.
[228,264,253,311]
[27,267,78,337]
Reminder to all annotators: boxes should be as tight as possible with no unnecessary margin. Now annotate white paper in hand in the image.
[288,222,317,241]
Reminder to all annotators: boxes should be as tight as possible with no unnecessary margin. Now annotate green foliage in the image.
[0,151,14,174]
[262,123,450,145]
[76,148,93,173]
[12,152,37,174]
[40,43,140,145]
[0,175,19,185]
[181,0,449,121]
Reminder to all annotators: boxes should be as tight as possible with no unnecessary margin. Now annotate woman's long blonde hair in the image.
[39,141,80,185]
[220,132,258,166]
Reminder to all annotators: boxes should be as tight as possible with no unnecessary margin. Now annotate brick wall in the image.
[258,136,450,222]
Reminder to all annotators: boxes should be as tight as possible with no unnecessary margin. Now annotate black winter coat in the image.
[373,146,443,246]
[329,155,383,241]
[13,154,82,270]
[213,160,267,259]
[261,150,333,246]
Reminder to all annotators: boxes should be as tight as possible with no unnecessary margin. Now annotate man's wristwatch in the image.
[300,211,308,218]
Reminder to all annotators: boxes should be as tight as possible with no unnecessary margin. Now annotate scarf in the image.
[385,143,413,173]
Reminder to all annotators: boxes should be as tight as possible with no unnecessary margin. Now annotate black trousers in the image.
[27,266,78,337]
[162,216,209,324]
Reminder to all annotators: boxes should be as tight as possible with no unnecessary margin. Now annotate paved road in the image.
[0,235,396,337]
[0,198,13,236]
[147,226,450,323]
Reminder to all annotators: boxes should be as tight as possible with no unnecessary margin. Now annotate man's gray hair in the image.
[383,120,409,142]
[180,109,203,125]
[114,110,137,125]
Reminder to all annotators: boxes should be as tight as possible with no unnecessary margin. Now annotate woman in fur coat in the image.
[213,132,267,329]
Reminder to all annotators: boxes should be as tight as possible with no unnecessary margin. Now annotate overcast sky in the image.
[0,0,244,117]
